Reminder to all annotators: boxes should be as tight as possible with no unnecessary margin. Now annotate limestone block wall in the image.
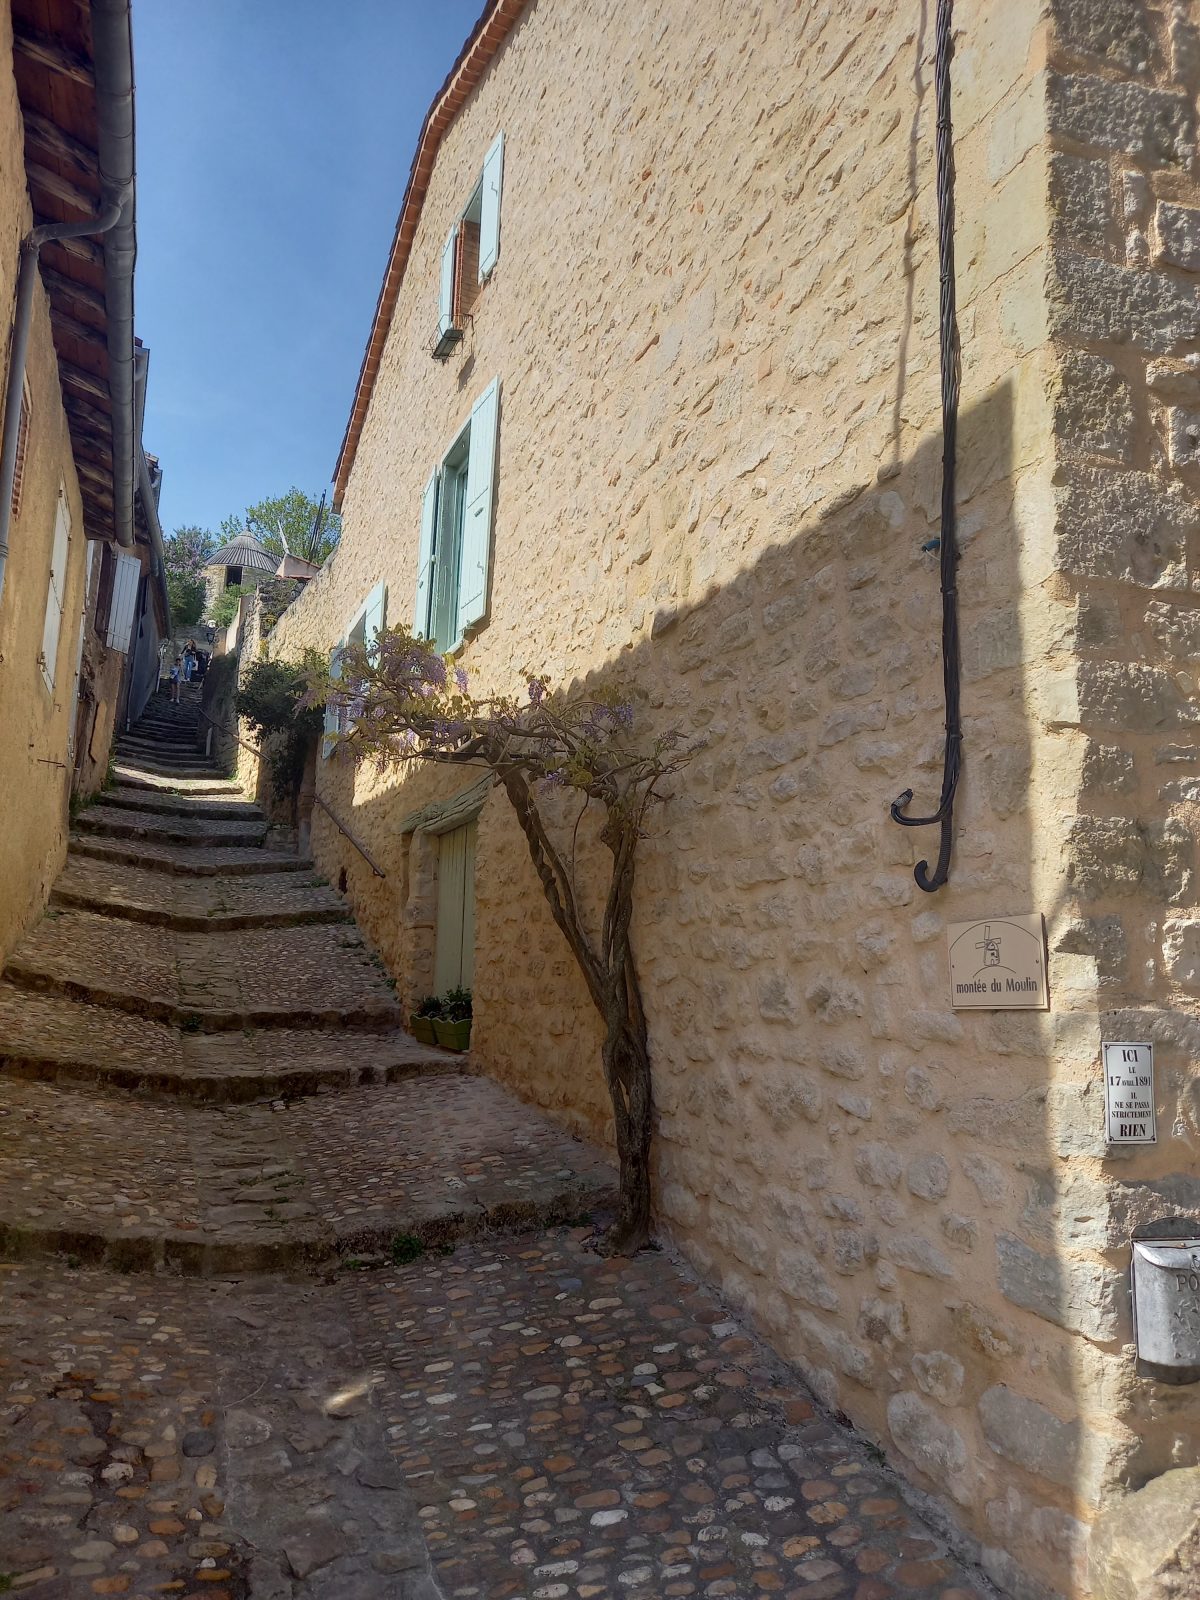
[0,4,94,963]
[267,2,1200,1593]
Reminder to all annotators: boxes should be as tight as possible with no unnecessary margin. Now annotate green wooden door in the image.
[434,821,477,993]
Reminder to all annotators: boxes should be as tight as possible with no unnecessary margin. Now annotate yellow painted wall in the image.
[0,4,96,962]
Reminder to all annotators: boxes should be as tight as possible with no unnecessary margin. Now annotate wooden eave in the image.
[11,0,132,548]
[332,0,529,508]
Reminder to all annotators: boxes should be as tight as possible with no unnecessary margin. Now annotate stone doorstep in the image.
[68,839,311,876]
[99,789,264,821]
[0,1046,465,1104]
[0,1175,617,1276]
[0,963,403,1033]
[73,814,269,847]
[47,885,351,932]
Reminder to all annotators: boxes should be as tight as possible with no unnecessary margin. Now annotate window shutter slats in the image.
[478,132,504,280]
[439,227,458,335]
[106,549,141,653]
[456,378,500,638]
[414,470,439,637]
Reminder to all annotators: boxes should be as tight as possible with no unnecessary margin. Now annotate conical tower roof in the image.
[206,531,276,574]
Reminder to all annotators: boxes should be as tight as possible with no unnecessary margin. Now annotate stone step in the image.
[49,855,348,931]
[118,729,201,749]
[100,785,264,821]
[113,760,230,781]
[0,1074,615,1273]
[112,765,245,797]
[69,836,308,877]
[3,908,403,1033]
[0,984,454,1103]
[115,741,207,765]
[74,803,269,848]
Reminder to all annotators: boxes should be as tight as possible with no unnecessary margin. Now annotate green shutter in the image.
[361,580,387,650]
[414,471,439,637]
[439,227,458,334]
[479,132,503,280]
[456,379,499,638]
[322,645,343,759]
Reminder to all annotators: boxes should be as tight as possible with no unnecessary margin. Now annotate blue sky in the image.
[135,0,484,536]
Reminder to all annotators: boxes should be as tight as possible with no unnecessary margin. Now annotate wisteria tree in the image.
[310,626,695,1255]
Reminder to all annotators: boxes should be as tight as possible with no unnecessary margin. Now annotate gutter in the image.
[0,0,137,606]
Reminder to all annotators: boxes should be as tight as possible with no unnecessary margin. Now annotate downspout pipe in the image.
[0,0,137,608]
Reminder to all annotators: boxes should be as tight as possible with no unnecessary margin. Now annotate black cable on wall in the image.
[890,0,962,893]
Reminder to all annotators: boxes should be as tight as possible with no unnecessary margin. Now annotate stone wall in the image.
[268,2,1200,1593]
[0,3,96,963]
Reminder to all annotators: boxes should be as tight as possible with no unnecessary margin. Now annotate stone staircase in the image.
[0,688,615,1273]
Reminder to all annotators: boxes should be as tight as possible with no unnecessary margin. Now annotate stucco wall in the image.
[0,4,94,963]
[269,3,1200,1593]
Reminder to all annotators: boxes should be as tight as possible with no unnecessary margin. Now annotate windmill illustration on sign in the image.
[947,914,1048,1010]
[975,925,1003,970]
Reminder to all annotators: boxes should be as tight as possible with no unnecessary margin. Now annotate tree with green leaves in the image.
[220,488,341,566]
[163,524,216,626]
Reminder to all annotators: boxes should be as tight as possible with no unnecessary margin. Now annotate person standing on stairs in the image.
[169,655,182,704]
[182,640,198,682]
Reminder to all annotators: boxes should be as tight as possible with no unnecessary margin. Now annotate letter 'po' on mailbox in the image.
[1131,1219,1200,1385]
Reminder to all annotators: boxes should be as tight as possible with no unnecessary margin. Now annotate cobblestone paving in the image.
[112,763,246,795]
[349,1231,988,1600]
[6,909,402,1028]
[51,857,350,929]
[0,1076,614,1269]
[1,703,993,1597]
[0,1263,441,1599]
[102,786,265,819]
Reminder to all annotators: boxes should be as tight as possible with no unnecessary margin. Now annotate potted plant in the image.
[433,987,472,1052]
[410,994,442,1046]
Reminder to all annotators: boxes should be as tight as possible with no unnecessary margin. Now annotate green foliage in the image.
[413,994,444,1019]
[164,524,217,626]
[236,651,326,803]
[220,488,341,566]
[442,986,472,1021]
[211,582,256,629]
[390,1232,425,1265]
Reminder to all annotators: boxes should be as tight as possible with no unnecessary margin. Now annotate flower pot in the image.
[433,1017,472,1052]
[410,1016,437,1046]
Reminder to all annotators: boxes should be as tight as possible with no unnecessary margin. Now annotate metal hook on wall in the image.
[890,0,963,894]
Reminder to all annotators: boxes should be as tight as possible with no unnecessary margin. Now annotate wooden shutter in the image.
[439,226,458,335]
[479,132,504,280]
[40,493,71,690]
[11,377,30,517]
[456,379,499,638]
[322,644,344,759]
[413,470,439,637]
[106,549,141,653]
[434,820,477,992]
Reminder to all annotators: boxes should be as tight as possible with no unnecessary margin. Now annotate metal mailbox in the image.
[1131,1220,1200,1385]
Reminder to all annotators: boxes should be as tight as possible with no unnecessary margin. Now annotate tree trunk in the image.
[597,998,653,1256]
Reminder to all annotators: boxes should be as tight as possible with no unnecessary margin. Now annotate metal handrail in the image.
[193,703,387,880]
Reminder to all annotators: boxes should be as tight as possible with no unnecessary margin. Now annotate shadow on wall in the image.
[308,374,1154,1592]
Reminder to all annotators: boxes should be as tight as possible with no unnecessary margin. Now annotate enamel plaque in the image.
[1104,1042,1156,1146]
[947,914,1048,1010]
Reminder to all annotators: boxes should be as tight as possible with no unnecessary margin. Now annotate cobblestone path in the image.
[0,691,989,1599]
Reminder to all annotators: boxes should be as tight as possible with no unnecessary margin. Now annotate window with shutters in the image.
[413,378,499,655]
[10,374,30,518]
[39,490,71,693]
[434,133,503,359]
[323,581,386,758]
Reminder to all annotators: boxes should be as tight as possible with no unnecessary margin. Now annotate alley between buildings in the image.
[0,689,987,1600]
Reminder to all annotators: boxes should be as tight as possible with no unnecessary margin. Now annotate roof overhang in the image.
[11,0,134,548]
[332,0,528,509]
